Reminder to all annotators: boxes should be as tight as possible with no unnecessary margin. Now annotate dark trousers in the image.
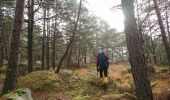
[99,66,108,77]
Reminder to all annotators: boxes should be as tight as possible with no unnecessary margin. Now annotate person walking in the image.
[96,50,109,85]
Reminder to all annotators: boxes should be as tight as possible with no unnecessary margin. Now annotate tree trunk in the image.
[2,0,25,94]
[165,2,170,42]
[46,8,50,69]
[0,6,3,68]
[78,32,80,67]
[151,37,157,64]
[121,0,153,100]
[41,3,46,70]
[0,6,8,63]
[67,46,73,67]
[55,0,83,73]
[52,17,57,69]
[153,0,170,70]
[84,47,87,64]
[27,0,34,73]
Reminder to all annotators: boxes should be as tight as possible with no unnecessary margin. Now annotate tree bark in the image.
[78,31,80,67]
[84,47,87,64]
[0,6,3,68]
[52,17,57,69]
[153,0,170,70]
[41,2,46,70]
[2,0,25,94]
[67,46,73,67]
[55,0,83,73]
[151,37,157,64]
[165,2,170,42]
[27,0,34,73]
[46,7,50,69]
[121,0,153,100]
[0,6,9,64]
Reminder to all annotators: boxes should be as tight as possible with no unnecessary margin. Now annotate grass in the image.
[0,63,169,100]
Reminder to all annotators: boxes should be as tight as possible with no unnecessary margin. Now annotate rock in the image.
[102,95,110,99]
[60,69,73,75]
[16,88,33,100]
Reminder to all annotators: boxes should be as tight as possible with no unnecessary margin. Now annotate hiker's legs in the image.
[99,67,104,78]
[104,67,107,77]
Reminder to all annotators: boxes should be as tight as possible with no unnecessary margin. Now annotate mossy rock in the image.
[5,92,16,100]
[3,88,32,100]
[18,71,58,91]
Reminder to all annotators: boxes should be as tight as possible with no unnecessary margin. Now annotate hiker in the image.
[96,51,109,84]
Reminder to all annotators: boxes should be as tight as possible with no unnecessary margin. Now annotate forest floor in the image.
[0,63,170,100]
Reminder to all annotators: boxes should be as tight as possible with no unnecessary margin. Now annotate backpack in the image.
[97,52,107,67]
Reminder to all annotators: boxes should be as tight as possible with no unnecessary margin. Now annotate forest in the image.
[0,0,170,100]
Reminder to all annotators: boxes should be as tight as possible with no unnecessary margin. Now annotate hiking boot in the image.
[100,77,104,83]
[103,77,108,84]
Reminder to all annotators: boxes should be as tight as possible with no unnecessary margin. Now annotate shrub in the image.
[0,66,7,74]
[127,68,132,73]
[147,64,156,75]
[18,63,28,76]
[35,61,41,66]
[157,67,169,74]
[34,66,41,71]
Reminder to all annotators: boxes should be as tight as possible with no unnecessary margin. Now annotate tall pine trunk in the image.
[67,47,73,67]
[151,37,157,64]
[153,0,170,70]
[55,0,83,73]
[27,0,34,73]
[52,17,57,69]
[0,6,3,68]
[2,0,25,94]
[0,6,9,64]
[84,47,87,64]
[41,3,46,70]
[121,0,153,100]
[78,31,80,67]
[46,8,50,69]
[165,2,170,42]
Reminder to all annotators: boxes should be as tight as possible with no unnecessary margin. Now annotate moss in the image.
[110,93,136,100]
[0,66,7,74]
[34,66,41,71]
[17,71,58,91]
[18,63,28,76]
[4,92,16,100]
[73,95,90,100]
[122,93,137,100]
[156,67,169,74]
